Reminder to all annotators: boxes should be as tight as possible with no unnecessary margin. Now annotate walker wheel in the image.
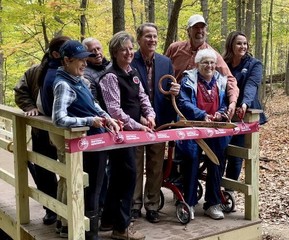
[176,201,191,224]
[158,189,165,211]
[220,191,235,213]
[197,181,203,201]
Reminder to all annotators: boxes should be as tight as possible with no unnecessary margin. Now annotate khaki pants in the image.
[133,142,166,211]
[49,132,67,227]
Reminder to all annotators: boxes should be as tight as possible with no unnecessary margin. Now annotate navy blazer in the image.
[131,50,176,126]
[228,55,267,124]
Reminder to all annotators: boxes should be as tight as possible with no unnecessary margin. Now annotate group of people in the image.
[12,13,266,240]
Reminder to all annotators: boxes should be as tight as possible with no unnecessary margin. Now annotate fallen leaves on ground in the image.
[235,88,289,240]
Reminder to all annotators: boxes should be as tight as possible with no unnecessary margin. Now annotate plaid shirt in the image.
[52,69,109,128]
[100,68,155,130]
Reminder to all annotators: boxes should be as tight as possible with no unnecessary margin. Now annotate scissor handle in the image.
[158,74,186,120]
[158,74,177,95]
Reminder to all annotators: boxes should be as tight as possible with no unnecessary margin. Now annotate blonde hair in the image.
[109,31,134,61]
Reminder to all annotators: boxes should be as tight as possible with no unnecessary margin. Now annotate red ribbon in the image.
[65,121,259,153]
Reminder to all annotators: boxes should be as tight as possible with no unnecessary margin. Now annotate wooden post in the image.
[65,130,86,240]
[244,109,261,220]
[12,115,30,240]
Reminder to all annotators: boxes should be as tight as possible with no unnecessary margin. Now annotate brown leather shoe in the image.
[111,227,145,240]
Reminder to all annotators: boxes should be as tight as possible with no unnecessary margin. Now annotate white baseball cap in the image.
[187,14,207,29]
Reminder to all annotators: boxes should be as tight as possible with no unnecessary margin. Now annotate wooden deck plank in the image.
[0,148,261,240]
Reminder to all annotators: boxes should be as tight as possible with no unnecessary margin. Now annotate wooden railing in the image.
[0,104,261,239]
[0,104,89,240]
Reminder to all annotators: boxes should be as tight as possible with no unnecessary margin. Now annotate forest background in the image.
[0,0,288,108]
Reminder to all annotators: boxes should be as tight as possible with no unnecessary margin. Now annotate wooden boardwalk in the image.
[0,149,261,240]
[0,106,263,239]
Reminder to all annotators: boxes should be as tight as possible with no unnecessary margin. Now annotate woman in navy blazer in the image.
[223,31,267,187]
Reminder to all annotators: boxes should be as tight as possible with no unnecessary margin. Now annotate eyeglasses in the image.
[200,61,216,67]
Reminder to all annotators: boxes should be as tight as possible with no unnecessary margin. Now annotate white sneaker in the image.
[204,204,224,220]
[190,206,195,220]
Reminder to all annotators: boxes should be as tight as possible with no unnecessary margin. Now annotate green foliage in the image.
[0,0,288,105]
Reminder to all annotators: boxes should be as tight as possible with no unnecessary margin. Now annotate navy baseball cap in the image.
[60,40,96,59]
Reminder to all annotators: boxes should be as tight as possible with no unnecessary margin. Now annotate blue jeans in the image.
[177,136,230,209]
[226,134,245,181]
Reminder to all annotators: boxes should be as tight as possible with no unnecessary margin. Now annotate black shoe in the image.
[43,211,57,225]
[131,209,141,221]
[55,220,62,234]
[60,226,68,238]
[99,223,113,232]
[146,210,160,223]
[98,207,104,218]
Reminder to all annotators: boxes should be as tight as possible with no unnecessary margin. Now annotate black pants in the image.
[83,151,107,212]
[0,229,12,240]
[101,147,136,232]
[31,128,58,209]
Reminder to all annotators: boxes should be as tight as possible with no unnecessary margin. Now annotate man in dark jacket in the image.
[82,37,112,217]
[82,37,112,101]
[13,37,70,226]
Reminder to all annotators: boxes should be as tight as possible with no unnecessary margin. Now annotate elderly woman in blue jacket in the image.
[176,48,231,220]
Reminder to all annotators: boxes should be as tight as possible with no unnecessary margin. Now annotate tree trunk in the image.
[112,0,125,34]
[255,0,265,104]
[130,0,137,31]
[255,0,263,61]
[200,0,209,41]
[41,17,49,50]
[220,0,228,51]
[80,0,88,41]
[241,0,245,32]
[200,0,209,20]
[163,0,183,54]
[244,0,253,43]
[167,0,173,20]
[148,0,155,22]
[235,0,242,31]
[140,0,144,23]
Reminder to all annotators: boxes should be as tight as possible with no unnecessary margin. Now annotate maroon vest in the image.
[196,81,219,115]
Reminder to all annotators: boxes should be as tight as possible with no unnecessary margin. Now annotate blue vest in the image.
[54,72,105,135]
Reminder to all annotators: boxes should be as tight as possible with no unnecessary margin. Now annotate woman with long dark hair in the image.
[223,31,267,192]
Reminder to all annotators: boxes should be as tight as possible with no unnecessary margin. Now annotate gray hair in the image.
[195,49,217,63]
[109,31,134,60]
[82,37,100,50]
